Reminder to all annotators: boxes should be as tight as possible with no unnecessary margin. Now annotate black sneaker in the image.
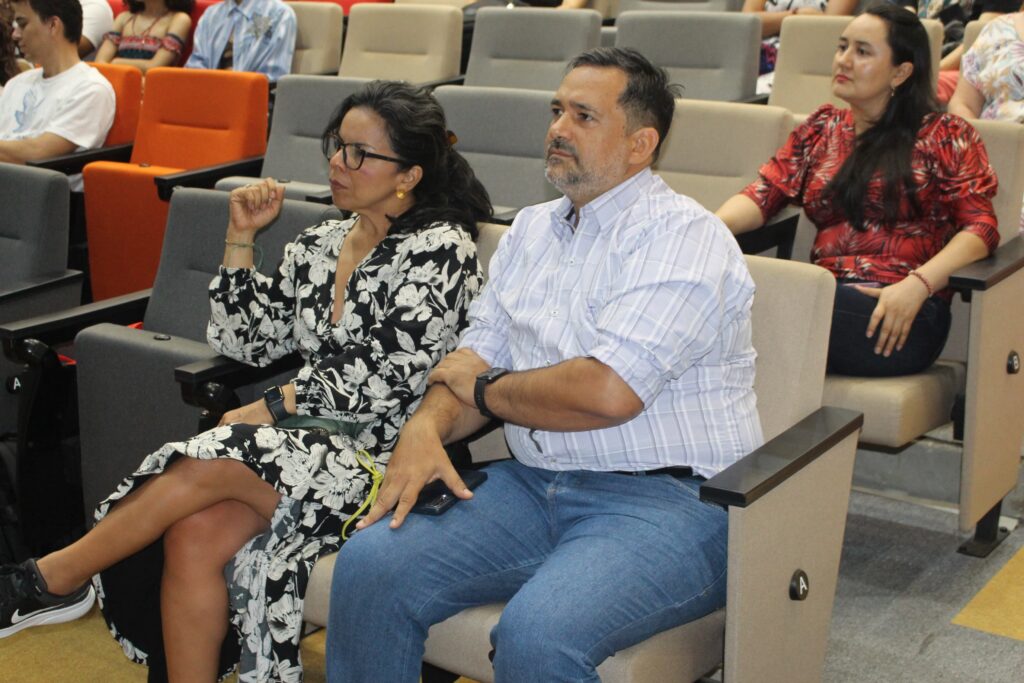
[0,559,95,638]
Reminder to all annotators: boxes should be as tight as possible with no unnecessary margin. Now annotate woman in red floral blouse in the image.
[717,2,999,377]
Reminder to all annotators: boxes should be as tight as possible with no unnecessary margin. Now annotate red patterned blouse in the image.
[741,104,1000,288]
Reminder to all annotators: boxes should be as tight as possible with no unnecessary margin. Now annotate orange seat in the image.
[83,68,268,300]
[89,63,142,146]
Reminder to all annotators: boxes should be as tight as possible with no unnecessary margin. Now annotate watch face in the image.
[480,367,508,382]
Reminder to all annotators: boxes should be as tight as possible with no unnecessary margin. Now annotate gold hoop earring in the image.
[396,189,406,199]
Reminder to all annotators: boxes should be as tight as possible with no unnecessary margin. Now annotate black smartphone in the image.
[410,469,488,515]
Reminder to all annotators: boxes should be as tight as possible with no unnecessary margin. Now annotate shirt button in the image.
[551,309,558,317]
[545,360,552,366]
[568,258,576,266]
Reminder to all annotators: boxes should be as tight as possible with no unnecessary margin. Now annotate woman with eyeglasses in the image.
[0,81,492,682]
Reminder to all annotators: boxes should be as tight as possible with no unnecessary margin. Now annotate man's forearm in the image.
[412,383,491,445]
[483,358,643,432]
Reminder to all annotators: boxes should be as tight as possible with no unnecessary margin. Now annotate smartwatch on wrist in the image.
[474,367,510,420]
[263,385,290,425]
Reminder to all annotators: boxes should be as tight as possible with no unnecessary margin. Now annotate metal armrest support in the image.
[734,207,800,260]
[154,156,266,201]
[26,143,134,175]
[700,406,863,508]
[0,289,150,362]
[948,237,1024,297]
[0,271,83,305]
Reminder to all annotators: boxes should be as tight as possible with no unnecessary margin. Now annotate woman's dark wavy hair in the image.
[0,19,18,87]
[825,2,937,231]
[123,0,195,15]
[321,81,492,239]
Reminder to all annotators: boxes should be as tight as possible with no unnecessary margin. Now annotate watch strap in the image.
[474,368,509,420]
[263,385,290,425]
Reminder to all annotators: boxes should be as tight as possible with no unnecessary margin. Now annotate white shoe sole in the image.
[0,585,96,638]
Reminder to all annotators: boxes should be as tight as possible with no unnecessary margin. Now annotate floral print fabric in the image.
[93,217,482,682]
[961,14,1024,123]
[741,104,999,293]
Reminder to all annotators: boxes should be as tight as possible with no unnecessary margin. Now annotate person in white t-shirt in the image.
[2,0,115,189]
[77,0,112,58]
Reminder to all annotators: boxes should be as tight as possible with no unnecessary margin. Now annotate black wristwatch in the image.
[474,367,510,420]
[263,385,290,425]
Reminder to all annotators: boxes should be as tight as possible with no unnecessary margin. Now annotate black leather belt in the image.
[610,466,695,478]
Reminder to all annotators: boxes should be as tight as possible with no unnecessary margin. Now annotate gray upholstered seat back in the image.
[143,189,341,339]
[618,0,742,11]
[0,165,69,291]
[615,11,760,102]
[465,8,601,91]
[262,76,369,186]
[654,99,792,211]
[436,85,561,210]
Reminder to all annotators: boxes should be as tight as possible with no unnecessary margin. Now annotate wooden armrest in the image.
[948,237,1024,295]
[700,406,863,508]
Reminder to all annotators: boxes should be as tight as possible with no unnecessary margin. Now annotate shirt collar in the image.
[228,0,260,20]
[550,168,657,236]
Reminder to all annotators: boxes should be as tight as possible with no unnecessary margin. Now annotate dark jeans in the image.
[827,281,952,377]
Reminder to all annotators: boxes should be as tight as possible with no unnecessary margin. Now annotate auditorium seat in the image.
[462,7,601,91]
[287,1,345,75]
[82,68,268,300]
[615,11,760,102]
[299,244,863,683]
[338,4,462,84]
[434,85,560,220]
[769,16,942,117]
[817,119,1024,556]
[216,75,367,201]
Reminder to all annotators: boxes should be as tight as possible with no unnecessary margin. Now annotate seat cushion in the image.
[303,551,725,682]
[822,360,965,448]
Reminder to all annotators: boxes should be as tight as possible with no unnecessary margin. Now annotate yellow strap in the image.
[341,449,384,541]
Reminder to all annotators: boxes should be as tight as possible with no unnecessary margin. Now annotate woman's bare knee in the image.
[164,501,269,573]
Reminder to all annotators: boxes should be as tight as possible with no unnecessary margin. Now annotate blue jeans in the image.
[326,459,728,683]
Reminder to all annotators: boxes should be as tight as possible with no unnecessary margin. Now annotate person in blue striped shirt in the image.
[185,0,295,82]
[327,47,764,682]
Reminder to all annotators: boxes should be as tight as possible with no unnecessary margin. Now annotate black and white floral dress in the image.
[92,217,482,682]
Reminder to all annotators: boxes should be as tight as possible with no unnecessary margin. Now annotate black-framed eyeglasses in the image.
[322,134,407,170]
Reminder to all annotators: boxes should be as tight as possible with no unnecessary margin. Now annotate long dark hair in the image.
[0,19,18,87]
[825,2,937,231]
[321,81,493,239]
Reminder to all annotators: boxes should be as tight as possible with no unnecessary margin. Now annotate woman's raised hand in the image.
[228,178,286,238]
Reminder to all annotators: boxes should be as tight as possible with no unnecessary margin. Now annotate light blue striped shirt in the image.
[185,0,296,82]
[460,169,763,478]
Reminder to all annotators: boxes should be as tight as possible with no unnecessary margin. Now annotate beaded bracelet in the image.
[908,269,933,297]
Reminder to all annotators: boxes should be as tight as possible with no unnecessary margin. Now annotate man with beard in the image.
[326,47,763,682]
